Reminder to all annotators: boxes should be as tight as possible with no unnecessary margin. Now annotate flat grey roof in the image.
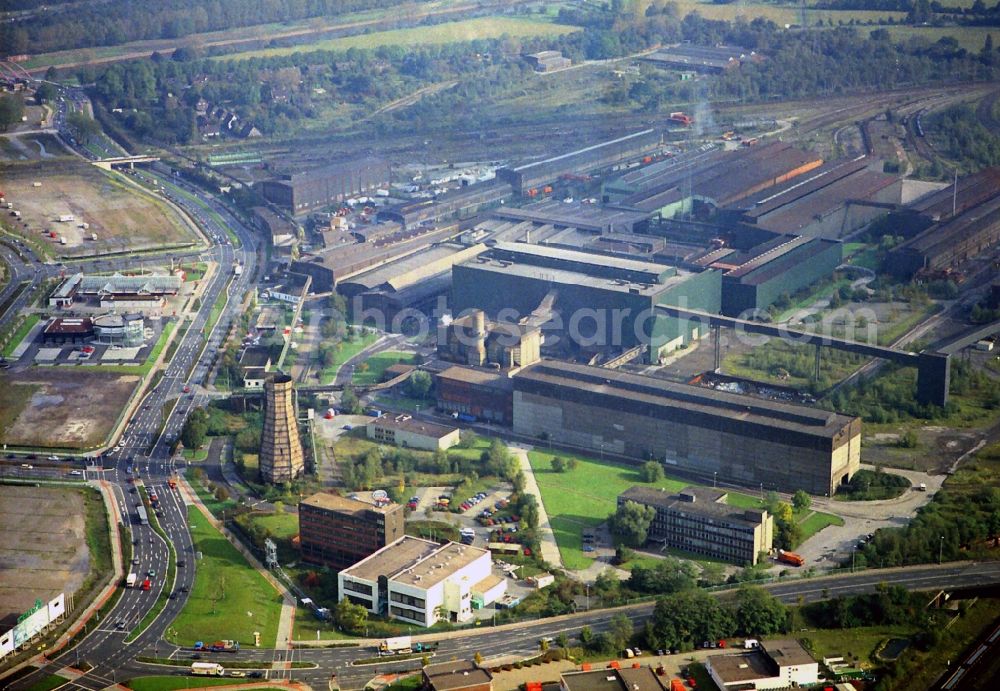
[301,491,399,516]
[437,365,514,388]
[342,536,489,589]
[620,486,766,527]
[369,415,458,439]
[514,360,856,439]
[763,639,816,667]
[341,536,440,582]
[424,660,493,691]
[513,129,657,172]
[708,650,777,682]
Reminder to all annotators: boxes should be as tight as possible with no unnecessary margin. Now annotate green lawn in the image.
[249,512,299,540]
[217,16,580,61]
[1,314,40,357]
[530,451,842,568]
[292,607,355,642]
[319,331,379,384]
[125,677,253,691]
[529,450,691,570]
[352,350,417,386]
[23,674,70,691]
[801,625,913,666]
[797,510,845,540]
[169,506,283,647]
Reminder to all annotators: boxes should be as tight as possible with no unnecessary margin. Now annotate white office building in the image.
[338,536,506,627]
[706,639,818,690]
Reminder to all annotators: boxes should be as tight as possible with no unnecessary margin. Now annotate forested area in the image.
[1,0,412,55]
[858,443,1000,568]
[927,102,1000,171]
[80,4,1000,147]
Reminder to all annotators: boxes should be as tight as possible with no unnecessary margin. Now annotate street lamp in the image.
[713,471,717,488]
[939,535,945,564]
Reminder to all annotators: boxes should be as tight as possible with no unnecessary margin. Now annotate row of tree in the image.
[3,0,407,55]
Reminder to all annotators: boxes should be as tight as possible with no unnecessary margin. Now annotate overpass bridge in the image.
[655,305,951,407]
[92,155,160,170]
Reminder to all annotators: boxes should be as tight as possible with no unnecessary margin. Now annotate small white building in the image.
[366,414,460,451]
[706,639,818,690]
[338,536,506,627]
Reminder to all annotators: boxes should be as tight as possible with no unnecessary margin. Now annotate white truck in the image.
[126,573,137,588]
[191,662,225,676]
[378,636,412,656]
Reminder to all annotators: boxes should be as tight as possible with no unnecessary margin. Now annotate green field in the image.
[670,0,905,26]
[23,675,70,691]
[319,331,379,384]
[352,350,417,386]
[529,451,842,569]
[1,314,40,358]
[292,607,356,642]
[249,511,299,540]
[125,677,254,691]
[217,16,581,61]
[884,24,1000,51]
[169,506,283,646]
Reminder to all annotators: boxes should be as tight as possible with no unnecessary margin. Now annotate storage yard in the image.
[0,368,140,449]
[0,161,198,257]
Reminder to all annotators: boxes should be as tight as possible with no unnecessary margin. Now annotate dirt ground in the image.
[1,160,196,256]
[0,368,139,449]
[0,485,89,626]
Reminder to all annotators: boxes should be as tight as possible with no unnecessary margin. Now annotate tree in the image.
[566,457,579,471]
[608,613,634,652]
[608,501,655,547]
[407,370,432,398]
[340,386,363,415]
[791,490,811,512]
[0,95,25,132]
[551,456,567,473]
[65,111,101,142]
[651,591,734,650]
[214,486,229,502]
[180,407,208,449]
[640,460,665,483]
[982,33,995,66]
[473,651,483,665]
[333,599,368,633]
[734,586,787,637]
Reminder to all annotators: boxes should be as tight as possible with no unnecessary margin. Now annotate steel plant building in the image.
[692,235,845,317]
[259,374,305,483]
[496,128,662,195]
[512,360,861,495]
[451,242,721,362]
[299,492,405,572]
[257,157,390,216]
[618,486,773,565]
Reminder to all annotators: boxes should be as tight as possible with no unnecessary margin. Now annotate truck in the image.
[126,573,137,588]
[191,662,225,676]
[378,636,413,655]
[234,265,243,276]
[777,549,805,567]
[451,412,476,423]
[208,640,240,652]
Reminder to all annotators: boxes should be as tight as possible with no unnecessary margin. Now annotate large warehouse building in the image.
[884,170,1000,278]
[512,360,861,495]
[451,242,720,363]
[496,129,662,195]
[257,157,390,216]
[692,235,844,317]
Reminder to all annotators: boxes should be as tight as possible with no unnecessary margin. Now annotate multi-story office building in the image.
[298,492,404,572]
[338,536,506,627]
[618,486,773,565]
